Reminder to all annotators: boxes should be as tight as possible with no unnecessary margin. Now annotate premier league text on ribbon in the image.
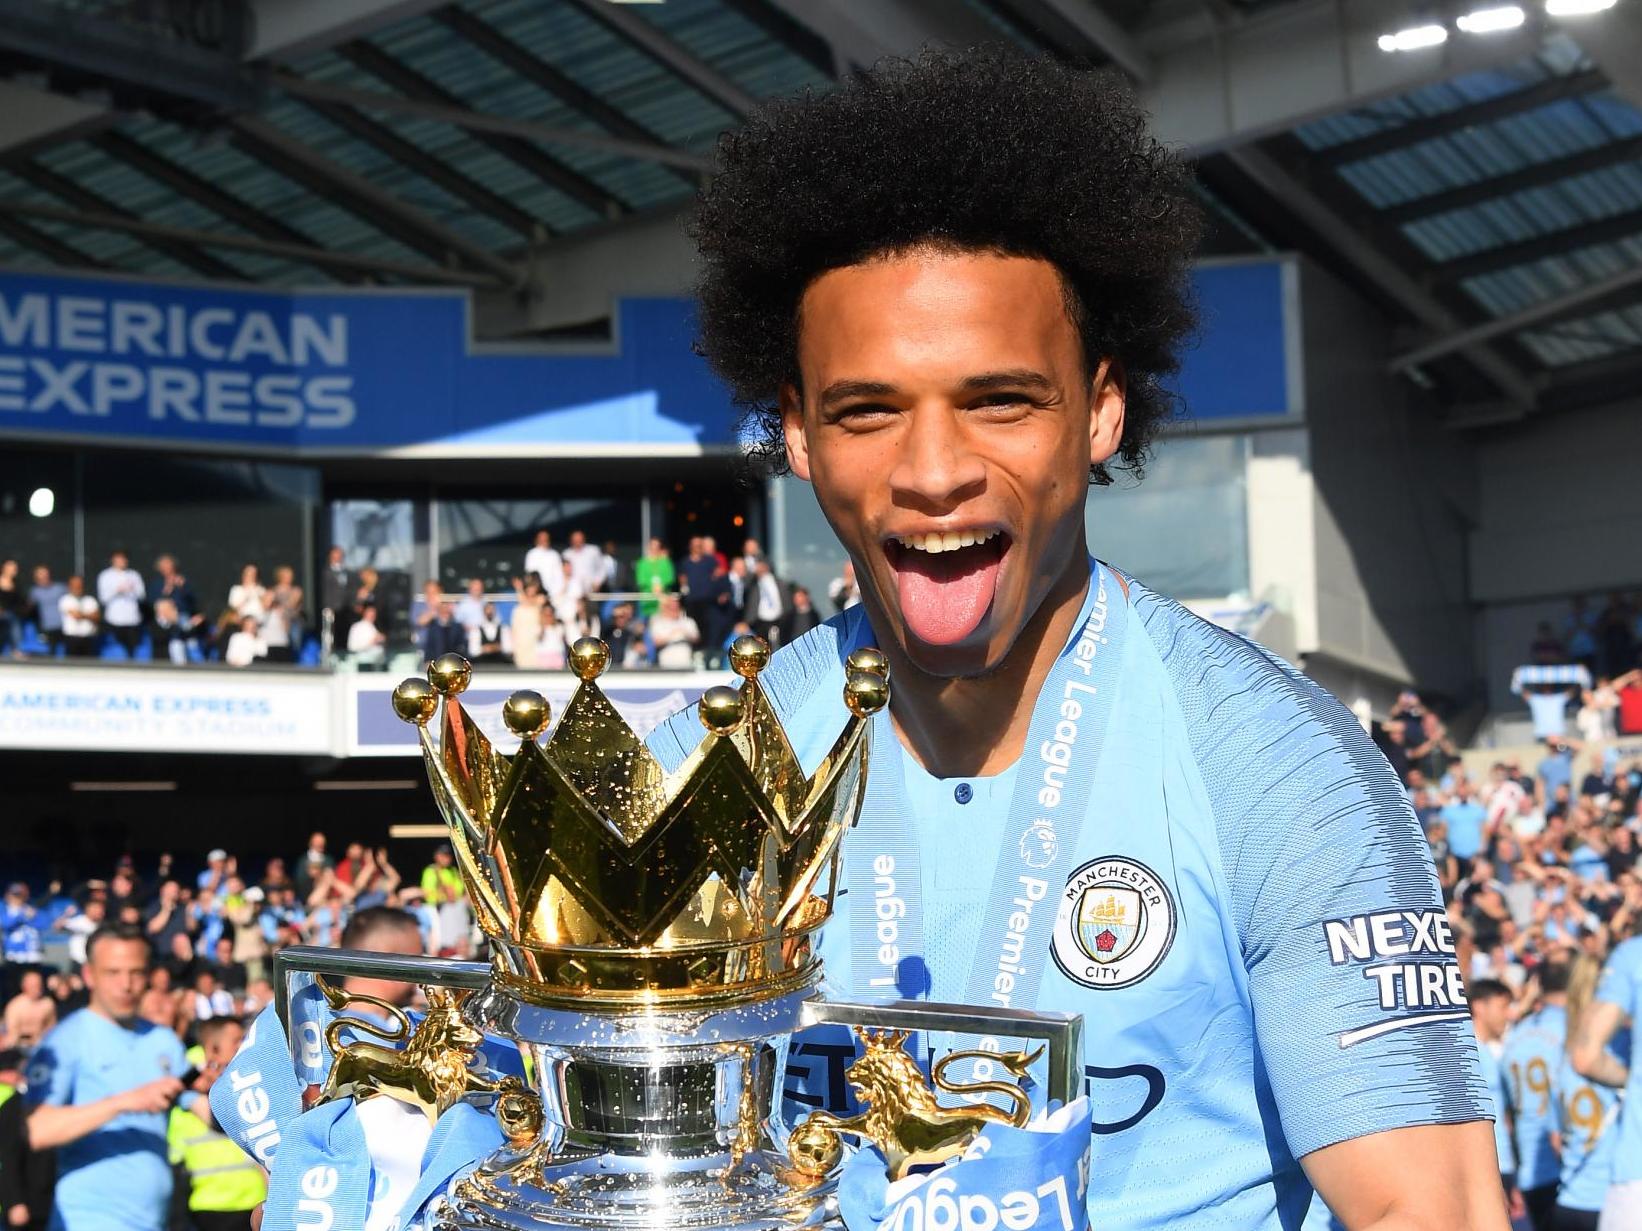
[0,288,354,427]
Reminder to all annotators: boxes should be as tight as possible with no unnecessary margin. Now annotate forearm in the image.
[1576,1050,1628,1089]
[28,1097,124,1150]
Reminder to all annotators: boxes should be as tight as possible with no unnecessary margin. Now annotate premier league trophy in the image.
[270,636,1084,1231]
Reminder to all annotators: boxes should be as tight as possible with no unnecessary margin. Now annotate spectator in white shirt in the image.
[565,530,604,593]
[468,602,512,664]
[649,594,701,669]
[225,615,266,667]
[228,564,268,622]
[552,560,587,627]
[524,530,564,599]
[752,558,787,647]
[538,604,568,670]
[599,540,621,592]
[347,603,387,668]
[96,549,145,655]
[454,578,486,632]
[59,574,100,657]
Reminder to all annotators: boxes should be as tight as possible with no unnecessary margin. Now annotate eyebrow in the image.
[817,369,1057,407]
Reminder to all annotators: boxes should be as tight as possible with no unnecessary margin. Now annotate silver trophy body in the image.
[274,949,1083,1231]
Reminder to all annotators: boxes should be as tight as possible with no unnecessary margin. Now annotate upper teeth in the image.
[893,529,1000,554]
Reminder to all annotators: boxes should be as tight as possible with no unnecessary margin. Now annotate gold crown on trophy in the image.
[390,635,889,1009]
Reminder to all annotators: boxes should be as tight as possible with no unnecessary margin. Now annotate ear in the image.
[779,383,812,481]
[1088,358,1127,469]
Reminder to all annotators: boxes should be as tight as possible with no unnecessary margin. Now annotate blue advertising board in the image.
[0,258,1296,456]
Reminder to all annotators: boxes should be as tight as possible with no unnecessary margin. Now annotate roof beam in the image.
[1392,262,1642,371]
[289,96,544,240]
[1145,0,1543,157]
[712,0,835,75]
[88,130,350,263]
[761,0,1001,73]
[0,197,505,286]
[228,115,519,284]
[1317,68,1608,167]
[985,0,1155,82]
[0,0,262,112]
[1434,206,1642,284]
[563,0,759,119]
[247,0,446,63]
[1551,2,1642,113]
[0,211,110,268]
[1380,133,1642,224]
[1227,145,1536,411]
[4,157,244,281]
[0,81,110,158]
[336,39,624,222]
[766,0,1544,156]
[273,72,713,173]
[426,7,706,183]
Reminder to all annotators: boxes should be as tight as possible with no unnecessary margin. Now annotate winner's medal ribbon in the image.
[837,1098,1092,1231]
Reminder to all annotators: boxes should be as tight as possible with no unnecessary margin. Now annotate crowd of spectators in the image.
[0,529,872,676]
[0,552,311,667]
[397,530,845,672]
[1365,660,1642,1222]
[0,834,472,1230]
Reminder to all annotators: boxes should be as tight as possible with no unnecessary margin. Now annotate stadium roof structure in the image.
[0,0,1639,423]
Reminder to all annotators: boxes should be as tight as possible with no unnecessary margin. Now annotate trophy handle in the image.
[799,998,1084,1107]
[785,1003,1081,1182]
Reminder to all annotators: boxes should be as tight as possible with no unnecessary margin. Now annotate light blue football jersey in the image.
[648,564,1492,1230]
[1594,936,1642,1184]
[1476,1045,1514,1176]
[1500,1004,1567,1190]
[1555,1037,1626,1213]
[26,1008,189,1231]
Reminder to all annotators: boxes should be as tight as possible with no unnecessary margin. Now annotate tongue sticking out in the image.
[892,539,1004,646]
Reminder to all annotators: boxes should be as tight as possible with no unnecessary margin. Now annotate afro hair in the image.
[689,45,1203,484]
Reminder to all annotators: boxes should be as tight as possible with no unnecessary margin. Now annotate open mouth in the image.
[883,529,1010,647]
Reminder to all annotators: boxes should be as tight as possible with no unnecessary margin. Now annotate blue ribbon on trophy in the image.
[214,992,511,1231]
[838,1099,1093,1231]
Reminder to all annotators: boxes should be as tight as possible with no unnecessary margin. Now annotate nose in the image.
[886,402,986,512]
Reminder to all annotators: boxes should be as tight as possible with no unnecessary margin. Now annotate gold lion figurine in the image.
[316,979,531,1127]
[790,1028,1042,1181]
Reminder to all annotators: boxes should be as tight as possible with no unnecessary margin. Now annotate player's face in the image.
[783,248,1123,678]
[343,923,425,1008]
[204,1021,246,1069]
[84,937,151,1021]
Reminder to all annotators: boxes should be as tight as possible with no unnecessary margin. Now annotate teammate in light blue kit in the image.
[1571,934,1642,1224]
[26,923,206,1231]
[1500,961,1569,1228]
[663,47,1502,1231]
[1468,980,1517,1204]
[1555,955,1624,1231]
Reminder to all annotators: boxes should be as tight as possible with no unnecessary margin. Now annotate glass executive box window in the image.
[437,493,643,593]
[1086,433,1251,601]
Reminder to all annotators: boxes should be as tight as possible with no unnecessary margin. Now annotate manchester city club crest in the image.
[1052,856,1176,989]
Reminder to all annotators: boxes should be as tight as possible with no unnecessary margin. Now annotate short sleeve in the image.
[1137,592,1491,1160]
[1596,940,1642,1013]
[25,1030,75,1108]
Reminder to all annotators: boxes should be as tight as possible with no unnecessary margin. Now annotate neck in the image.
[876,552,1092,778]
[90,1001,136,1028]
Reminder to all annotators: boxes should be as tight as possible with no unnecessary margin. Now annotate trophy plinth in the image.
[438,984,832,1231]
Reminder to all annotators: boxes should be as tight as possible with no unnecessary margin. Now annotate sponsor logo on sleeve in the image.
[1323,908,1471,1047]
[1051,856,1176,990]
